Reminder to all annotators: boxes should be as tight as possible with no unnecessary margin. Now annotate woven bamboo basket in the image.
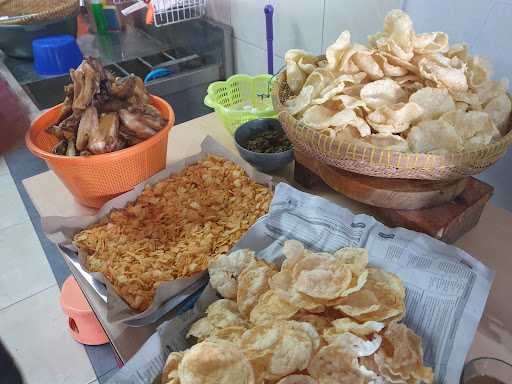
[272,70,512,180]
[0,0,79,25]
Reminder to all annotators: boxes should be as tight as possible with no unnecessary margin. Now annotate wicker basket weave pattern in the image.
[272,70,512,180]
[0,0,79,25]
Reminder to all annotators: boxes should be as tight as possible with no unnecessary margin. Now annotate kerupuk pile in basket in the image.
[272,9,512,180]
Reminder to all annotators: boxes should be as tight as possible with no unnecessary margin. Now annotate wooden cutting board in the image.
[294,150,493,243]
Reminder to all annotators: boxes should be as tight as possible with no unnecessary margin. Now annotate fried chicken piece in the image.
[119,126,145,146]
[56,95,73,124]
[46,113,81,139]
[99,98,131,113]
[64,83,74,97]
[141,114,166,131]
[52,140,67,155]
[142,103,161,118]
[76,106,98,151]
[60,113,81,132]
[66,139,77,156]
[88,112,119,154]
[73,60,100,111]
[48,58,158,155]
[118,109,157,139]
[46,125,65,140]
[86,57,108,82]
[62,130,76,141]
[97,79,111,105]
[133,76,149,104]
[127,104,167,131]
[105,70,116,83]
[113,136,127,151]
[111,75,137,99]
[70,68,84,111]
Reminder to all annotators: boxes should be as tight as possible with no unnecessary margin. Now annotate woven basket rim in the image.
[272,69,512,170]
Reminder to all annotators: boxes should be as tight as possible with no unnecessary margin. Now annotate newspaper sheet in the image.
[108,183,493,384]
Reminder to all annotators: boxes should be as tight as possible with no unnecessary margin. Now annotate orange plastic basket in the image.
[26,96,175,208]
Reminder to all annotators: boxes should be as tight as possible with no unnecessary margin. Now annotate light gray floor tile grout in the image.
[0,217,32,233]
[0,157,9,176]
[0,283,57,312]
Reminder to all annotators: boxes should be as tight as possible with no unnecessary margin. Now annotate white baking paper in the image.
[41,136,274,325]
[107,183,493,384]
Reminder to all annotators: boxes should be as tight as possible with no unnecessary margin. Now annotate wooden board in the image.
[294,151,494,243]
[375,178,493,243]
[294,150,467,210]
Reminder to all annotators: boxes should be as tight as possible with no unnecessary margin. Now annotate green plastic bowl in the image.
[204,74,277,135]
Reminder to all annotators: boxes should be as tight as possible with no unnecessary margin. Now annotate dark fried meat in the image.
[119,126,145,146]
[46,125,64,140]
[60,113,81,132]
[118,109,157,139]
[66,139,77,156]
[70,68,84,111]
[73,61,100,111]
[105,70,116,83]
[99,98,131,113]
[97,79,111,105]
[52,140,67,155]
[114,136,127,151]
[143,103,161,118]
[127,104,167,131]
[140,115,166,131]
[133,76,149,104]
[48,58,165,156]
[64,83,74,97]
[86,57,108,82]
[88,112,119,154]
[56,95,73,124]
[110,75,136,99]
[47,113,81,139]
[76,106,99,151]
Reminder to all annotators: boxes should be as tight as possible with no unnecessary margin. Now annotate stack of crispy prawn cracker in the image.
[161,240,433,384]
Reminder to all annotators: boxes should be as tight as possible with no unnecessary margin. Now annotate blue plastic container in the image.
[32,35,83,76]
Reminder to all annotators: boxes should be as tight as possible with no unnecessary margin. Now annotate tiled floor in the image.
[0,154,117,384]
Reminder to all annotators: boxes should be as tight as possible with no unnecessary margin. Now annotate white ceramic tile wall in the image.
[322,0,403,49]
[208,0,403,73]
[272,0,325,57]
[403,0,512,210]
[230,0,269,50]
[233,38,284,76]
[206,0,231,25]
[0,159,96,383]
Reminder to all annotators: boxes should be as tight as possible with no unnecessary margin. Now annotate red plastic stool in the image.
[60,276,109,345]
